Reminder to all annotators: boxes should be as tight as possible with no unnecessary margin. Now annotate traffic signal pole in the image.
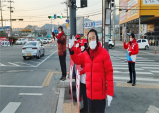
[102,0,109,51]
[69,0,76,39]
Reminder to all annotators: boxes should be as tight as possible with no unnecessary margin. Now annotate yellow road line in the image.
[42,72,51,86]
[45,72,54,86]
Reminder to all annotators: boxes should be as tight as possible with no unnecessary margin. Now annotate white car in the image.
[109,39,114,49]
[22,41,45,60]
[16,38,27,45]
[43,38,48,44]
[48,38,52,43]
[137,39,149,50]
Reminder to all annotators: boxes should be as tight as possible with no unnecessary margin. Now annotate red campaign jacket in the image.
[123,39,139,62]
[71,45,114,100]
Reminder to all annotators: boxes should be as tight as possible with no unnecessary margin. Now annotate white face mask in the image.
[76,43,79,48]
[58,31,61,33]
[130,38,133,41]
[81,46,85,51]
[89,40,97,50]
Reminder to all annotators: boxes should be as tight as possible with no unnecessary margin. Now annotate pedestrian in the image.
[69,29,114,113]
[79,39,88,113]
[123,33,139,86]
[54,26,67,81]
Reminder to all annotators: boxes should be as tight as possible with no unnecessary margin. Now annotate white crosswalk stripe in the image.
[109,50,159,84]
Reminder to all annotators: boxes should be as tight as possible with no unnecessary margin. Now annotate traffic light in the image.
[48,16,54,19]
[81,0,87,8]
[57,16,63,19]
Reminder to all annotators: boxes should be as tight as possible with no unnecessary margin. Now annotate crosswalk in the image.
[109,50,159,84]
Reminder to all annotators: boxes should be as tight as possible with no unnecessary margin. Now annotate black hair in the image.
[58,26,63,31]
[131,33,135,38]
[87,29,99,46]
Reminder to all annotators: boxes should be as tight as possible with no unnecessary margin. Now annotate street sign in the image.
[84,21,94,28]
[66,19,69,23]
[54,14,57,19]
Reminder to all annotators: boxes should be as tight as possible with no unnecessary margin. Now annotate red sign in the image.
[69,59,74,102]
[76,65,81,113]
[0,37,7,41]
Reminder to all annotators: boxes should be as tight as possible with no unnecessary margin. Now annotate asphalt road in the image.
[0,42,70,113]
[0,41,159,113]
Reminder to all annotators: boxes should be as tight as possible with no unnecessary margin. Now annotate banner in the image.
[76,65,81,113]
[69,59,74,102]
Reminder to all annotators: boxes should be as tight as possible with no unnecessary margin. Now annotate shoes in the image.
[132,83,136,86]
[62,77,66,81]
[127,80,132,83]
[80,107,88,113]
[60,76,63,80]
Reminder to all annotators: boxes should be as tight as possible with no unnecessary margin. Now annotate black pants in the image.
[87,98,106,113]
[59,55,66,77]
[128,62,136,83]
[80,83,88,112]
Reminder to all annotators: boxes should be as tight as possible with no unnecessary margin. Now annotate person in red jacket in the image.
[69,29,114,113]
[123,33,139,86]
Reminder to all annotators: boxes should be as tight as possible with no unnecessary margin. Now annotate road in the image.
[0,41,159,113]
[0,42,70,113]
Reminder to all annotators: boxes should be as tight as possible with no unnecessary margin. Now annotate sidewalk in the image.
[56,80,159,113]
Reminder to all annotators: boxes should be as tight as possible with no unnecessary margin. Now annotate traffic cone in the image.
[155,50,157,55]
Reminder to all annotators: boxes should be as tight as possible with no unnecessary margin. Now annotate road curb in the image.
[56,88,65,113]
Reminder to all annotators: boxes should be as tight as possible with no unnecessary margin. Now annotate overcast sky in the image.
[1,0,119,28]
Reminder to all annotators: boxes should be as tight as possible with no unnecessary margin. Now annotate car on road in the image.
[43,38,48,44]
[137,39,149,50]
[109,39,114,49]
[22,41,45,60]
[48,38,52,43]
[16,38,27,45]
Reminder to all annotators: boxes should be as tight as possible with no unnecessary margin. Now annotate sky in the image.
[1,0,119,28]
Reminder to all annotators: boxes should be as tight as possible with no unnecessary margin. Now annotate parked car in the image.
[137,39,149,50]
[16,38,27,45]
[22,41,45,60]
[43,38,48,44]
[109,39,114,49]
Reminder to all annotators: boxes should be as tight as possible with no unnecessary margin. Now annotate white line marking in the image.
[8,62,20,66]
[136,64,159,67]
[0,85,43,88]
[7,70,33,72]
[114,77,159,82]
[113,67,144,70]
[150,71,159,73]
[1,102,21,113]
[142,67,159,69]
[0,63,5,66]
[15,62,35,67]
[146,105,159,113]
[113,71,153,74]
[36,50,57,67]
[19,93,43,96]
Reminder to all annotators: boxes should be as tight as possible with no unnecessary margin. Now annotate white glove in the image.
[54,36,57,41]
[107,95,113,107]
[69,35,75,49]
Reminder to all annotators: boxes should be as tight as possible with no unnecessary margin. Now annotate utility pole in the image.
[0,0,3,29]
[113,4,116,46]
[7,0,14,37]
[69,0,76,39]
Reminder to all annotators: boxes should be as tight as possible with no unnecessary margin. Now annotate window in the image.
[18,39,21,41]
[142,40,146,42]
[137,40,141,43]
[25,42,37,46]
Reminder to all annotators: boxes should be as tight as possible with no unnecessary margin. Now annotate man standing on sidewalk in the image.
[54,26,67,81]
[123,33,139,86]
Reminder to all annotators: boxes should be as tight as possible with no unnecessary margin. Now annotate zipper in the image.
[102,78,103,95]
[91,61,93,99]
